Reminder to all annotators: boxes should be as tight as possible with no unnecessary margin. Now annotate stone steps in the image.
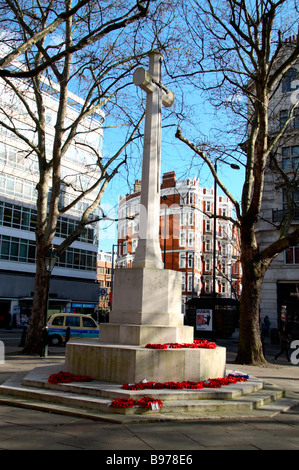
[0,365,298,423]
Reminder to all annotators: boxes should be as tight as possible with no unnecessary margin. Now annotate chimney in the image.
[161,171,176,189]
[134,180,142,193]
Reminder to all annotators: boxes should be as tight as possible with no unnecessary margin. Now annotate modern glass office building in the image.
[0,72,103,327]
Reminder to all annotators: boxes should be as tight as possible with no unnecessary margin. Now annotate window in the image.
[0,174,37,202]
[180,230,186,247]
[179,253,186,268]
[180,211,186,226]
[188,231,194,247]
[45,110,53,124]
[188,211,194,225]
[188,253,193,268]
[132,238,138,252]
[19,241,27,261]
[187,274,193,292]
[10,238,19,260]
[0,236,9,259]
[280,108,299,131]
[3,205,12,226]
[285,246,299,264]
[52,316,64,326]
[82,317,96,328]
[282,146,299,170]
[0,201,94,243]
[280,110,289,130]
[180,193,186,205]
[205,239,211,252]
[0,233,96,270]
[282,188,299,220]
[0,143,38,172]
[282,68,299,93]
[66,316,80,327]
[205,219,211,232]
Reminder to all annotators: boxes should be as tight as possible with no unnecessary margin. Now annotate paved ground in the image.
[0,331,299,453]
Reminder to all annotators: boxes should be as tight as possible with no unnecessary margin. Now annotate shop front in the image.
[273,282,299,342]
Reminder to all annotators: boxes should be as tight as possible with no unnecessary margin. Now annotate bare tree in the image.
[175,0,299,364]
[0,0,180,354]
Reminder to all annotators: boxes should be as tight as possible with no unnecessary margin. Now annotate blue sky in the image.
[97,59,246,253]
[98,104,245,253]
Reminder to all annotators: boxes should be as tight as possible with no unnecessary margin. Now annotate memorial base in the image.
[65,267,226,385]
[65,339,226,384]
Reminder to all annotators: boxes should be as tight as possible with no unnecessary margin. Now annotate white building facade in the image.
[0,73,104,326]
[255,39,299,331]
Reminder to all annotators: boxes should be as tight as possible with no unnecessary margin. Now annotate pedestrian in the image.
[261,328,266,357]
[262,315,271,337]
[65,326,71,345]
[19,325,27,347]
[274,325,291,362]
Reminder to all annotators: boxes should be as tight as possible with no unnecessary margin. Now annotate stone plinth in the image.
[99,268,194,346]
[110,268,184,323]
[65,267,226,384]
[65,339,226,384]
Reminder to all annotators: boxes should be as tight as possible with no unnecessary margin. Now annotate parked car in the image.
[47,313,99,346]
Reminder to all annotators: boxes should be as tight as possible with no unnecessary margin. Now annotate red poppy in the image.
[145,340,216,350]
[110,398,136,408]
[48,371,92,384]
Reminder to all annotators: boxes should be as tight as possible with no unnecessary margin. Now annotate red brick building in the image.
[96,250,113,312]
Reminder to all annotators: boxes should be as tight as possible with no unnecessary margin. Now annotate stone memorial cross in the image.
[64,53,226,382]
[132,51,175,270]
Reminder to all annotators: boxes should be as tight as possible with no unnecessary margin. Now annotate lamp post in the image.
[110,243,124,311]
[212,159,240,335]
[42,245,58,357]
[162,195,168,268]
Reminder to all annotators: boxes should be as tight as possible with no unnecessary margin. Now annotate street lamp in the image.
[44,245,59,274]
[110,243,124,311]
[162,195,168,268]
[212,159,240,335]
[42,245,58,357]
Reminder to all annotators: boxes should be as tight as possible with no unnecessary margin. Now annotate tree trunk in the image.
[22,251,49,355]
[236,269,266,365]
[235,216,269,365]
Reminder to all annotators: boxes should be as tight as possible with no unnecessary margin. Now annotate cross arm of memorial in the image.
[133,61,174,107]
